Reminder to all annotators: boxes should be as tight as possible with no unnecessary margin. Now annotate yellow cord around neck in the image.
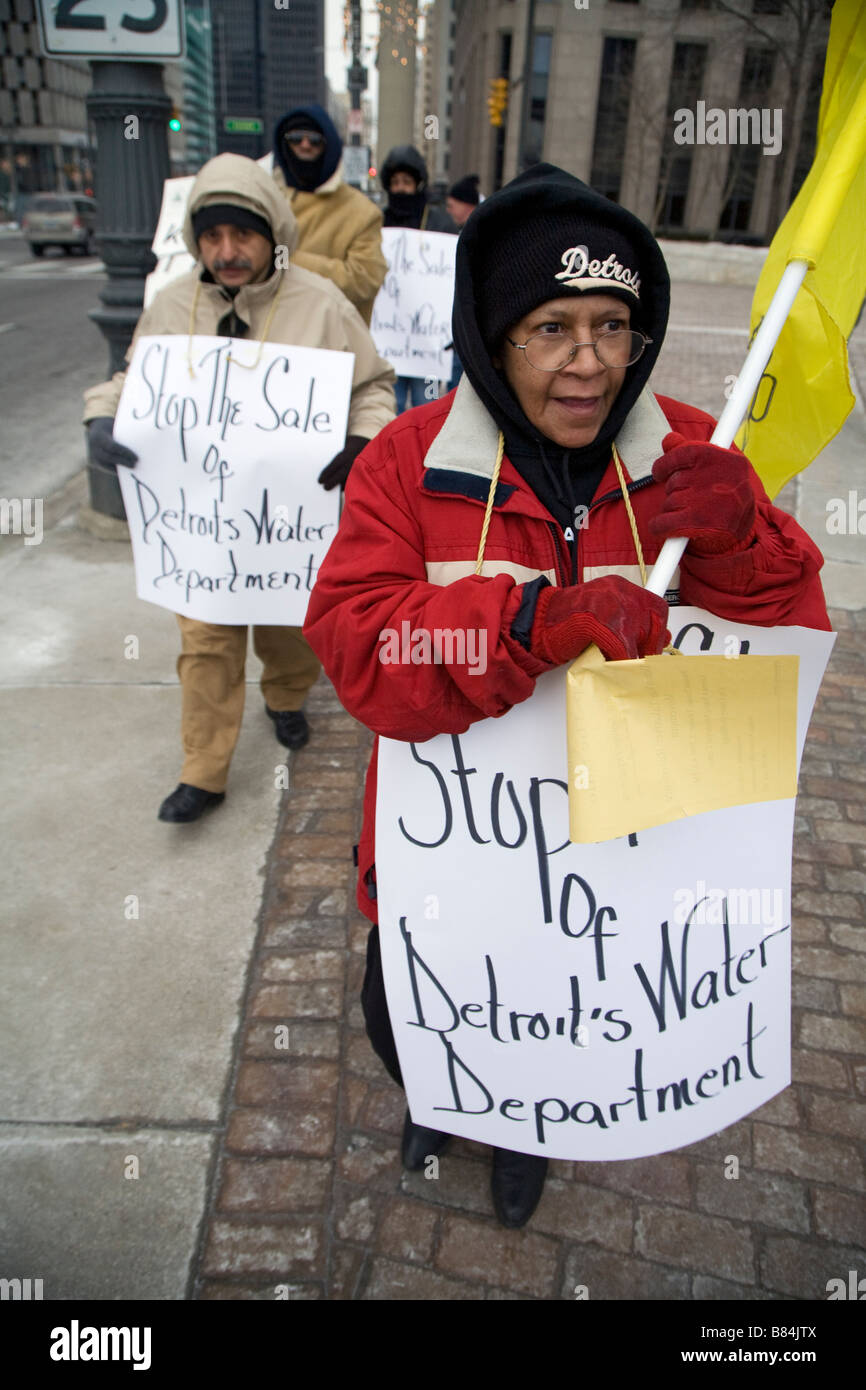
[186,274,284,378]
[474,432,505,575]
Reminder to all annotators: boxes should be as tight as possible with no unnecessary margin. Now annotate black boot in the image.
[401,1109,451,1172]
[158,783,225,823]
[266,706,309,750]
[490,1148,548,1228]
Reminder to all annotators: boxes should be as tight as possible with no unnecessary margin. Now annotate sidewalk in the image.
[0,276,863,1301]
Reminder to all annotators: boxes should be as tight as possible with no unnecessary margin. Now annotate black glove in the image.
[87,416,138,470]
[317,435,369,491]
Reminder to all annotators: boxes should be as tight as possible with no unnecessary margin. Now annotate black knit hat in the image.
[448,173,480,205]
[192,202,274,245]
[452,163,670,467]
[478,209,644,349]
[281,111,324,136]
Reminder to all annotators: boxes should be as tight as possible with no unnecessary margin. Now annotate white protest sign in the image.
[114,335,353,625]
[371,227,456,380]
[151,175,196,260]
[376,613,834,1161]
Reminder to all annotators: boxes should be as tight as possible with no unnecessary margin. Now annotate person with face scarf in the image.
[303,164,831,1228]
[380,145,458,413]
[273,104,388,327]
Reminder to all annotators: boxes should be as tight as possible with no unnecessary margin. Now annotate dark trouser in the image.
[394,375,428,414]
[360,923,404,1087]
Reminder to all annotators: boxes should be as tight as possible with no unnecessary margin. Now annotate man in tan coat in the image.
[84,153,395,823]
[271,104,386,325]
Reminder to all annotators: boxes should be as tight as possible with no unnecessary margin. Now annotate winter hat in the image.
[192,202,274,245]
[381,145,428,191]
[448,173,480,205]
[282,112,324,137]
[478,210,645,350]
[273,104,342,190]
[452,163,670,476]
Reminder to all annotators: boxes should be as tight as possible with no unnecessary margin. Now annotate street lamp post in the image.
[86,62,171,518]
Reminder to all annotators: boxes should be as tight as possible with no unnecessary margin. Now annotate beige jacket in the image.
[273,160,387,325]
[83,153,395,438]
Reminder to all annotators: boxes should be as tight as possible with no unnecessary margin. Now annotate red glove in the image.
[529,575,670,665]
[649,432,756,556]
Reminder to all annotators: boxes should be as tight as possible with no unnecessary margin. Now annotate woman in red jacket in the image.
[304,163,830,1228]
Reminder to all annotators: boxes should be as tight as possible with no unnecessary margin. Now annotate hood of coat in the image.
[451,163,670,473]
[380,144,428,191]
[273,103,343,190]
[183,152,298,261]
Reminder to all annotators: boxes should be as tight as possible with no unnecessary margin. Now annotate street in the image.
[0,233,109,503]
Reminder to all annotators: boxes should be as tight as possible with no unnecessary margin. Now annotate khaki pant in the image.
[175,617,321,792]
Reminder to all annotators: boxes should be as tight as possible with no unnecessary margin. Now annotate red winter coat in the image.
[303,377,831,923]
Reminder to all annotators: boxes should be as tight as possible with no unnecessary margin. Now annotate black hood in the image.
[273,103,342,191]
[381,144,428,191]
[451,164,670,506]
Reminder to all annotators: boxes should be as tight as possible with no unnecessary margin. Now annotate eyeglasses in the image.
[285,130,325,148]
[505,327,652,371]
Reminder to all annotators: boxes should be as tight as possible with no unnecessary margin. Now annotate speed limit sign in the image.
[36,0,185,60]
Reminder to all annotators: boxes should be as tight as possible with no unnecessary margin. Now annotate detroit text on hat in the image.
[554,245,641,299]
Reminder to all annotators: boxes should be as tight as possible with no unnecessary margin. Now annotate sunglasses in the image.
[285,130,325,148]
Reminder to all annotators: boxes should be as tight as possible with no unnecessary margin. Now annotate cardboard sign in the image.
[114,334,353,625]
[371,227,456,380]
[375,613,834,1161]
[567,643,800,840]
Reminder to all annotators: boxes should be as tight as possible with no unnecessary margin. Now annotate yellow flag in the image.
[736,0,866,498]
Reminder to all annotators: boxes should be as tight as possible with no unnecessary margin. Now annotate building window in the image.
[522,31,553,166]
[589,37,637,203]
[656,41,708,230]
[719,47,775,233]
[789,50,824,202]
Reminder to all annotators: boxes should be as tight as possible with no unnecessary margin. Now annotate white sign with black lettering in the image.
[36,0,184,60]
[371,227,456,380]
[114,334,353,624]
[376,616,833,1160]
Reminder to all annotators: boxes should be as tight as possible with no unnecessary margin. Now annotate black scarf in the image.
[384,190,428,228]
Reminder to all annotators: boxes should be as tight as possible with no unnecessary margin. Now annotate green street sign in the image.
[224,117,264,134]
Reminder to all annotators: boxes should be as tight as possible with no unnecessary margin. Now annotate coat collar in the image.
[197,267,286,316]
[422,373,670,485]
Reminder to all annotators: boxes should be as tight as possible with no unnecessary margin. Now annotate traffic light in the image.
[487,77,509,127]
[169,107,182,133]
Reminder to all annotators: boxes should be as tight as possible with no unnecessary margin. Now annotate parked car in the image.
[22,194,97,256]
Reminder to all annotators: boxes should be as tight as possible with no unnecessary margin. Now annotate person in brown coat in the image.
[83,154,395,823]
[272,104,387,326]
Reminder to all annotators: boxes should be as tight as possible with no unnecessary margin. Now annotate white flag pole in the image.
[645,258,809,598]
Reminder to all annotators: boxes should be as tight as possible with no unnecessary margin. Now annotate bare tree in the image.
[709,0,832,232]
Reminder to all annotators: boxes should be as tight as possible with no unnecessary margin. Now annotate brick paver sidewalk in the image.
[192,611,866,1301]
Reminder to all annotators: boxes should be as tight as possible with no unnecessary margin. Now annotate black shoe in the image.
[490,1148,548,1228]
[401,1109,451,1172]
[157,783,225,823]
[266,706,309,750]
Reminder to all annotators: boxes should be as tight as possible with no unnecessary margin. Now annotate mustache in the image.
[213,259,253,271]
